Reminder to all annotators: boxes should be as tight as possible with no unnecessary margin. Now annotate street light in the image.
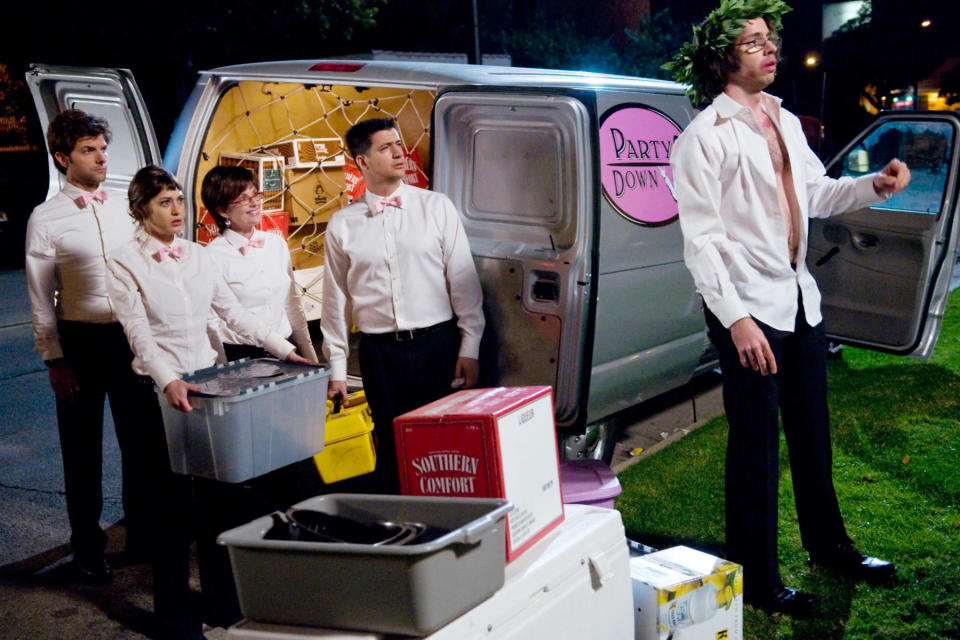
[921,19,932,28]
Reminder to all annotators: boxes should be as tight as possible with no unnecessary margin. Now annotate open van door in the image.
[808,112,960,358]
[431,91,595,430]
[25,64,162,199]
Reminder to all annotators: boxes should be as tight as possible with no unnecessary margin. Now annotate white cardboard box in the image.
[630,546,743,640]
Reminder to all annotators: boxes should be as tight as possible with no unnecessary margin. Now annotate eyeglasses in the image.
[736,33,781,54]
[229,191,263,206]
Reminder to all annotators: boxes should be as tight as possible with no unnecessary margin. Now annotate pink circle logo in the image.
[599,106,681,226]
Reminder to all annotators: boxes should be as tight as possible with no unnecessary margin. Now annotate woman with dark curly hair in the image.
[201,164,317,364]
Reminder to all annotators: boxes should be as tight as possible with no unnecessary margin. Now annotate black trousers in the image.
[195,338,314,629]
[55,321,155,557]
[358,319,461,494]
[117,379,200,637]
[705,298,850,598]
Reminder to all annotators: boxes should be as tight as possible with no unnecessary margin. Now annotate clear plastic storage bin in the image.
[158,358,329,482]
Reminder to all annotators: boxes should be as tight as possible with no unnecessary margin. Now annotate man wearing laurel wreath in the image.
[667,0,910,617]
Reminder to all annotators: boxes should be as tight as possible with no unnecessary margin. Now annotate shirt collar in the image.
[137,228,185,255]
[221,228,261,247]
[61,182,105,205]
[712,91,783,121]
[364,182,406,217]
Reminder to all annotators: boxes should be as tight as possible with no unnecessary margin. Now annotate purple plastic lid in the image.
[559,459,622,503]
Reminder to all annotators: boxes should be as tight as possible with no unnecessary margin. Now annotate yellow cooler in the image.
[313,390,376,483]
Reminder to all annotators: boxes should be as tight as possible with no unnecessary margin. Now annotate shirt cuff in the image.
[708,295,751,330]
[328,357,347,382]
[147,362,180,395]
[458,333,481,360]
[859,173,889,203]
[292,329,319,362]
[263,333,296,360]
[38,342,64,362]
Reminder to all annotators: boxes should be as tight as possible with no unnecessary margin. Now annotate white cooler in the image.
[226,504,634,639]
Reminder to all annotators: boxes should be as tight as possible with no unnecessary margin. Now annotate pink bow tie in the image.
[239,236,265,255]
[77,190,109,207]
[154,244,185,262]
[375,195,403,214]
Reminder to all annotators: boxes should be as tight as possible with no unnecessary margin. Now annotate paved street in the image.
[0,270,125,567]
[0,268,211,638]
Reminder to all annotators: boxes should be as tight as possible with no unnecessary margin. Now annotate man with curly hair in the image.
[668,0,910,617]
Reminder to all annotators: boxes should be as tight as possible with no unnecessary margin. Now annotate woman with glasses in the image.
[202,165,318,363]
[195,165,320,627]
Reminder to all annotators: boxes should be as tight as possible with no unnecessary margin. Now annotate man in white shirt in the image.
[322,117,484,493]
[668,1,910,617]
[25,110,143,584]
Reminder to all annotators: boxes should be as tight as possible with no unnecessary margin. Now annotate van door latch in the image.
[532,271,561,303]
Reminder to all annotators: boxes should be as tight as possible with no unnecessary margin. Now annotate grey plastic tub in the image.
[158,358,329,482]
[217,494,512,635]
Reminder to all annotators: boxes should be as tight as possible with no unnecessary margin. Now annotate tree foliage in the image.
[488,8,691,79]
[623,10,696,80]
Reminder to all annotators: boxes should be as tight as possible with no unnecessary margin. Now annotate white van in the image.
[26,61,960,461]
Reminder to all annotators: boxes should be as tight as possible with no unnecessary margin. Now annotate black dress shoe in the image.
[749,585,821,618]
[808,542,897,584]
[74,554,114,586]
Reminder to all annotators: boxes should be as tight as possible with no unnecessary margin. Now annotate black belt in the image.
[362,318,457,343]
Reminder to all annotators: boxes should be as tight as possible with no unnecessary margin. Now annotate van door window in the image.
[467,128,562,227]
[835,120,953,216]
[813,114,960,356]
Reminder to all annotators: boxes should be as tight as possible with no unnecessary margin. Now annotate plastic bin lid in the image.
[559,460,622,503]
[185,358,326,397]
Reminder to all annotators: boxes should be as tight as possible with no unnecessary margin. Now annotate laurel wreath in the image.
[663,0,793,106]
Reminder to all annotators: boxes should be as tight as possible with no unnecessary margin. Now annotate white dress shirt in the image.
[107,231,295,391]
[321,182,484,381]
[206,229,317,362]
[671,92,884,331]
[25,183,137,360]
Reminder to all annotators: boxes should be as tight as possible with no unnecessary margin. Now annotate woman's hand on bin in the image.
[285,350,313,365]
[164,379,201,413]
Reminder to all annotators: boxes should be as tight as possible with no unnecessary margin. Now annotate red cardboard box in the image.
[394,386,564,561]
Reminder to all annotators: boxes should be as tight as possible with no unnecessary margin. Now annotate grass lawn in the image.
[616,290,960,639]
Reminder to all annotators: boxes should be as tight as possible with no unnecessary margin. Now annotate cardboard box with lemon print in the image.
[630,545,743,640]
